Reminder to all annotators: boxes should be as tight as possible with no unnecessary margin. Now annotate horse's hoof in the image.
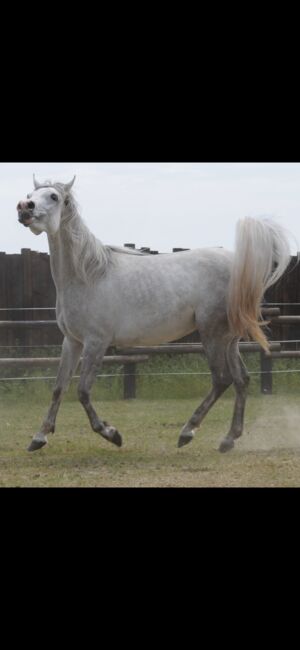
[178,431,194,448]
[27,439,47,452]
[104,426,122,447]
[111,430,122,447]
[219,438,234,453]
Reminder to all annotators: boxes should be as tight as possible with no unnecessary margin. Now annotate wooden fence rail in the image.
[0,321,56,327]
[1,306,300,397]
[0,338,285,398]
[0,355,149,366]
[0,354,149,400]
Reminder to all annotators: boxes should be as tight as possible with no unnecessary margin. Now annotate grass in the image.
[1,390,300,487]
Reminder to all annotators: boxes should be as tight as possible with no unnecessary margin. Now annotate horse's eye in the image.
[51,194,58,201]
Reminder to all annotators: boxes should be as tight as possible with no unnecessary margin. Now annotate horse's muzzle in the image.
[18,210,34,227]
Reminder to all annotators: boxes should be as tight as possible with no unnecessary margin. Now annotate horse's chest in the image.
[56,312,69,337]
[56,306,84,341]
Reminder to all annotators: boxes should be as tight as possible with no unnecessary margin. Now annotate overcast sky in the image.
[1,162,300,254]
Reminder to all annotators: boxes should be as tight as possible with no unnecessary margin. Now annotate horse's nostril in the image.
[27,201,35,210]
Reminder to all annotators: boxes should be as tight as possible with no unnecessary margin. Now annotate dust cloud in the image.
[239,403,300,451]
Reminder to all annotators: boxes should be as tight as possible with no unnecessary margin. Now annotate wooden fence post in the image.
[260,350,273,394]
[123,362,137,399]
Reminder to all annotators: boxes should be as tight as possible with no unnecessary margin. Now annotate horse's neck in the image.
[48,229,76,293]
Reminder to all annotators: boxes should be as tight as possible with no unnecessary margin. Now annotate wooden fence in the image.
[1,248,300,396]
[0,313,298,397]
[1,247,300,348]
[0,249,59,348]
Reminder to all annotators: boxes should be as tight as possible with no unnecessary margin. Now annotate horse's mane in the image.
[44,181,145,284]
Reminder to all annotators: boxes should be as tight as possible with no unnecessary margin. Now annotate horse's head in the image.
[17,176,76,236]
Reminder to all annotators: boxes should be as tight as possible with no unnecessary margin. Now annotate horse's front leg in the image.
[78,339,122,447]
[28,337,82,451]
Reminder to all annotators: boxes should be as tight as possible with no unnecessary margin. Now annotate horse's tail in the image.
[227,217,291,352]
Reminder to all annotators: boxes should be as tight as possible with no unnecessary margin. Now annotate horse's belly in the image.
[113,309,196,347]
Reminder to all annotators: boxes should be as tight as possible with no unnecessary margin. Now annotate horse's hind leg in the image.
[28,337,82,451]
[178,380,231,447]
[178,333,233,448]
[218,339,250,453]
[78,339,122,447]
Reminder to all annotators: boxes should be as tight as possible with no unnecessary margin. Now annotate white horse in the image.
[17,176,291,453]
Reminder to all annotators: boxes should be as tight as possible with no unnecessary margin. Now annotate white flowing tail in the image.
[227,217,291,352]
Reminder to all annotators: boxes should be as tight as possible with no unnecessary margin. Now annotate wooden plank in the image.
[0,253,6,347]
[22,249,33,347]
[6,254,24,348]
[0,253,6,309]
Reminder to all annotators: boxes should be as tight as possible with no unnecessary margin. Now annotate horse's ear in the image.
[64,176,76,192]
[33,174,41,189]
